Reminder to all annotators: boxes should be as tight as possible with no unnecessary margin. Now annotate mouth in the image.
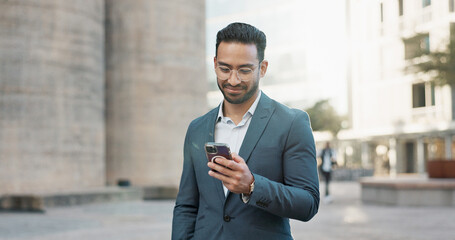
[223,84,246,95]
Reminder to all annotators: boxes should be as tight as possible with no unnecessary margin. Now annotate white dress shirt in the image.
[215,91,261,196]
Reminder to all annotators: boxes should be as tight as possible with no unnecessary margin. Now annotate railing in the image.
[399,7,432,35]
[412,105,440,122]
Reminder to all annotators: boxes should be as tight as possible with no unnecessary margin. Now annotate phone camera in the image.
[206,146,217,154]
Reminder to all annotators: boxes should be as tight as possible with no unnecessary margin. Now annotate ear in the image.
[213,57,217,69]
[259,60,268,78]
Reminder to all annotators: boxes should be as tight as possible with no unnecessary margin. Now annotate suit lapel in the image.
[225,93,275,201]
[205,105,227,203]
[238,93,275,163]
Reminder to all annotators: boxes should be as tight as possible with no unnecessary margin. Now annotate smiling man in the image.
[172,22,319,240]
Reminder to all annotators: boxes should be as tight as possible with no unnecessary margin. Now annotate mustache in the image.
[222,83,247,90]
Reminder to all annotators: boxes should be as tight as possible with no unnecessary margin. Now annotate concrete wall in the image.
[0,0,105,194]
[105,0,207,187]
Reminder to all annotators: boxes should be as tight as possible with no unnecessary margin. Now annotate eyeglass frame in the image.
[214,60,263,82]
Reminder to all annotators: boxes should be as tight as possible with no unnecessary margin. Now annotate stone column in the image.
[416,138,425,174]
[388,138,397,177]
[445,135,452,159]
[361,141,371,169]
[105,0,207,188]
[0,0,105,194]
[396,140,405,173]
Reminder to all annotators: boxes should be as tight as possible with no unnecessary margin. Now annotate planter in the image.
[427,159,455,178]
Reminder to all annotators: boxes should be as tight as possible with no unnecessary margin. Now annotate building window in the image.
[412,82,435,108]
[399,0,404,16]
[450,0,455,12]
[403,34,430,59]
[421,35,430,53]
[423,0,431,7]
[452,23,455,42]
[380,3,384,22]
[413,83,426,108]
[431,82,435,106]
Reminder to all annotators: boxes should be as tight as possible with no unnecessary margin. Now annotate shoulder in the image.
[269,98,310,123]
[259,96,312,137]
[187,106,218,132]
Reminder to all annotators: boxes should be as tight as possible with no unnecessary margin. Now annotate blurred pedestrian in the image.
[172,22,320,240]
[319,142,337,203]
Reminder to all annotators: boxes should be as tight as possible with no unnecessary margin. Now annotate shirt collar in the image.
[217,91,262,122]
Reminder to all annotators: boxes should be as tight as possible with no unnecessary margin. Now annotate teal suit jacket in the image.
[172,93,319,240]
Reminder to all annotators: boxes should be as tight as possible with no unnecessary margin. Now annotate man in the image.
[319,142,337,203]
[172,22,319,240]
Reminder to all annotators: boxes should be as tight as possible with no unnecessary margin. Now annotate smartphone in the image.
[205,142,232,163]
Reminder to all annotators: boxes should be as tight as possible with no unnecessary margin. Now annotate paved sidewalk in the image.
[1,182,454,240]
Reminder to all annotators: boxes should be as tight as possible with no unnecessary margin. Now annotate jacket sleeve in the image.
[247,110,320,221]
[172,128,199,240]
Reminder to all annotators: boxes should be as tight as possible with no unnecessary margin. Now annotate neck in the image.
[223,91,259,124]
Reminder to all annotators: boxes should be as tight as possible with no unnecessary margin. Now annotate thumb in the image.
[231,152,244,164]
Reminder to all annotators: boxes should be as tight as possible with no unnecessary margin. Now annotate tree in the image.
[406,25,455,85]
[405,25,455,119]
[407,42,455,85]
[305,99,343,137]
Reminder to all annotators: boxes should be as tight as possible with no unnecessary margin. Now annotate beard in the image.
[217,76,259,104]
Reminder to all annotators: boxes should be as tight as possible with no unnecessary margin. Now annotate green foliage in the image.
[305,99,343,137]
[406,40,455,86]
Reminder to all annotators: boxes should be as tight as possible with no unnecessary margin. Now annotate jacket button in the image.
[223,215,231,222]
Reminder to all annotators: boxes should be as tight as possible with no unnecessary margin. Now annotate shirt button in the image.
[223,215,231,222]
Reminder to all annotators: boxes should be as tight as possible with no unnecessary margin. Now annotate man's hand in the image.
[207,153,254,194]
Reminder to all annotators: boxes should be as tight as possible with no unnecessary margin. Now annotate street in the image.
[1,182,454,240]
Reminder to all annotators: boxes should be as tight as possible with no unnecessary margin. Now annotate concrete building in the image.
[0,0,206,197]
[105,0,206,188]
[339,0,455,176]
[0,0,106,194]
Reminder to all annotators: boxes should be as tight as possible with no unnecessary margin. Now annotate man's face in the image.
[214,42,267,104]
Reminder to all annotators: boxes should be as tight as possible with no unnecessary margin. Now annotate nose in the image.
[227,70,241,86]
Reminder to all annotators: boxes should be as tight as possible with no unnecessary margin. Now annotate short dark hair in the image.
[215,22,267,62]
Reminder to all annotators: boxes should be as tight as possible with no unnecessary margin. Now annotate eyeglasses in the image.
[215,63,260,82]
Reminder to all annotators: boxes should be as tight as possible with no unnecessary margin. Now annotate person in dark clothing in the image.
[319,142,336,203]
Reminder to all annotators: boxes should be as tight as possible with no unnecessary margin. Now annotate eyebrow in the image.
[217,61,256,68]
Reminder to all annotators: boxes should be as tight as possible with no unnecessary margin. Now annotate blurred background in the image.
[1,0,454,201]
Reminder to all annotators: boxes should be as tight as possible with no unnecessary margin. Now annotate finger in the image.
[208,170,239,192]
[207,161,222,171]
[208,161,234,176]
[231,153,245,164]
[208,169,231,183]
[214,157,237,169]
[227,154,245,171]
[214,157,229,167]
[216,157,244,172]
